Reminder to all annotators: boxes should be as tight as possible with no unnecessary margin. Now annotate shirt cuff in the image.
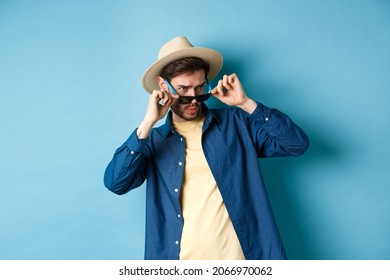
[247,102,272,125]
[115,128,148,155]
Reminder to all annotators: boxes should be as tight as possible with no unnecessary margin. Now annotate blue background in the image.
[1,0,389,260]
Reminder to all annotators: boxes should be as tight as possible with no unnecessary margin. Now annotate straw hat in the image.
[141,36,223,93]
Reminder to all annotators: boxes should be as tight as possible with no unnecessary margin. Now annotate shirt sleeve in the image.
[103,129,149,195]
[247,102,310,158]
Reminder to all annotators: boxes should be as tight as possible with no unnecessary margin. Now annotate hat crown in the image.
[142,36,223,93]
[158,36,194,59]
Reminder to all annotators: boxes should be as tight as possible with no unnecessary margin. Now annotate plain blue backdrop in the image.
[1,0,389,260]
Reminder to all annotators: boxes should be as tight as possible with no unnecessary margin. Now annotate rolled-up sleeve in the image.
[247,102,309,157]
[104,129,149,195]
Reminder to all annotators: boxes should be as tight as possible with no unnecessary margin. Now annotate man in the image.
[104,36,309,260]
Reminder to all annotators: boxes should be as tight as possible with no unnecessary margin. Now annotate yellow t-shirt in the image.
[173,116,245,260]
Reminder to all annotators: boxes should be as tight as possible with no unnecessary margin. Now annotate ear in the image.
[157,76,167,91]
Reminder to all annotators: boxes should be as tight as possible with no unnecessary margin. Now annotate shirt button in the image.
[175,241,179,245]
[130,151,135,155]
[265,117,269,122]
[180,138,183,141]
[174,188,179,193]
[178,214,181,218]
[178,162,183,166]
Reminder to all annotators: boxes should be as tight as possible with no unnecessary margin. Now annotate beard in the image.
[170,102,203,122]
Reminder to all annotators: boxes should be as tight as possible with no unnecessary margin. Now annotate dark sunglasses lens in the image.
[178,97,194,104]
[197,94,210,102]
[178,94,211,104]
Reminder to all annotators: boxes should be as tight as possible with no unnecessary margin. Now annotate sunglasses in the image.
[165,79,212,104]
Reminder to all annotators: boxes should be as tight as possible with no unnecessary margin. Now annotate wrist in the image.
[137,119,156,139]
[237,98,257,114]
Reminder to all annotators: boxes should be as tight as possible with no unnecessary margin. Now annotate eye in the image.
[177,86,188,93]
[195,84,206,93]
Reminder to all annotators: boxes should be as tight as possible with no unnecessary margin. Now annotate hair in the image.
[160,57,210,81]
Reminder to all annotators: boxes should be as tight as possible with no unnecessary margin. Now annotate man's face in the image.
[167,70,207,123]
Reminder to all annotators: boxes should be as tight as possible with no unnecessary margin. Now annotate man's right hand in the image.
[137,90,178,139]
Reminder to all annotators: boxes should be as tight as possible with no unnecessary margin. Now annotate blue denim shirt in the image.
[104,102,309,260]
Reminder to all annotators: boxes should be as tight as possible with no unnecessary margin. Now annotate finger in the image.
[222,75,232,90]
[163,91,179,107]
[152,90,167,106]
[228,74,236,85]
[211,81,220,95]
[161,91,171,106]
[165,91,177,106]
[210,83,219,95]
[215,79,224,96]
[165,96,176,107]
[151,90,163,103]
[169,92,179,99]
[225,73,237,89]
[153,89,164,98]
[210,87,223,101]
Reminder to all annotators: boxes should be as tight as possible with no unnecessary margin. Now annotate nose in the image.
[185,89,199,104]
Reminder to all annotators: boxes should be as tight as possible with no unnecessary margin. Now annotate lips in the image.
[186,107,198,114]
[185,104,199,113]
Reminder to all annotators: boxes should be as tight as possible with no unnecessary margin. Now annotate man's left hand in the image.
[211,73,257,114]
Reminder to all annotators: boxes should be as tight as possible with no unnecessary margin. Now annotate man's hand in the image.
[137,90,178,139]
[211,73,257,114]
[145,90,177,123]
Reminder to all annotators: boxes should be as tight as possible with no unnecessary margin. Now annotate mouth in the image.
[185,105,198,114]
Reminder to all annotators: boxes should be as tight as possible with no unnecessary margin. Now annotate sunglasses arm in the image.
[164,79,177,95]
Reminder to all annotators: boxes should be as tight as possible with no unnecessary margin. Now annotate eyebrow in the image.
[175,81,206,88]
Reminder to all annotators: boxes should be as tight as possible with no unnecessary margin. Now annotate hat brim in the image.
[141,47,223,94]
